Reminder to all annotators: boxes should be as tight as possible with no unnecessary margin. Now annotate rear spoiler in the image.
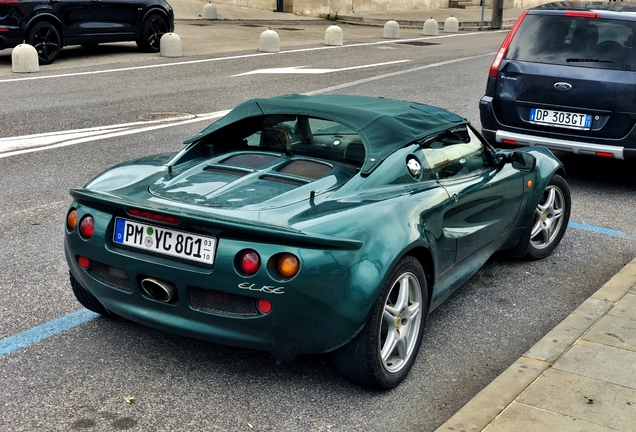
[70,188,362,251]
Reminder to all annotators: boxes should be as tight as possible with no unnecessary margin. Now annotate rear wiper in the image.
[566,58,615,63]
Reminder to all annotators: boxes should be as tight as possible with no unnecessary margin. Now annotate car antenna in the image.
[254,100,294,157]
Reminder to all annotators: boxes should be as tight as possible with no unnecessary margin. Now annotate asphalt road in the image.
[1,23,635,432]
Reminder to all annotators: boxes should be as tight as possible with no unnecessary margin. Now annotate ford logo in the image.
[554,82,573,91]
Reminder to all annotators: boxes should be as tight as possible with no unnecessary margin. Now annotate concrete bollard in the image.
[383,20,400,39]
[324,25,343,46]
[12,44,39,73]
[202,3,217,20]
[444,16,459,33]
[423,18,439,36]
[259,28,279,53]
[160,33,182,57]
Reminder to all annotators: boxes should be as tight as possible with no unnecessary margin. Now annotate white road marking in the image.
[0,32,498,83]
[0,111,230,159]
[0,50,496,158]
[231,60,411,76]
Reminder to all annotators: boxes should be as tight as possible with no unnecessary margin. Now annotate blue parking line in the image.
[568,221,629,238]
[0,310,98,357]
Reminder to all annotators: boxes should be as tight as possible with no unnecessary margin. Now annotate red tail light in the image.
[79,216,94,239]
[127,208,180,225]
[489,10,529,78]
[238,250,260,276]
[502,139,517,145]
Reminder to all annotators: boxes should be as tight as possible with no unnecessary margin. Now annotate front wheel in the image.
[136,14,168,53]
[525,174,571,259]
[27,21,61,65]
[332,256,428,390]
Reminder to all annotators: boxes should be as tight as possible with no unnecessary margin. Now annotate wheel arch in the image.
[402,246,435,306]
[25,13,65,47]
[138,7,173,35]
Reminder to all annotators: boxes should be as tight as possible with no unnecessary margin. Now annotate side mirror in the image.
[511,151,536,172]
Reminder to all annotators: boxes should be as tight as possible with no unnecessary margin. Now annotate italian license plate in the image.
[113,217,216,265]
[529,108,592,130]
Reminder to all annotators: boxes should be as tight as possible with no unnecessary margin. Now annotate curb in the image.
[436,257,636,432]
[335,16,517,30]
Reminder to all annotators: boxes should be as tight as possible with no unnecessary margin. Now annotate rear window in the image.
[507,14,636,70]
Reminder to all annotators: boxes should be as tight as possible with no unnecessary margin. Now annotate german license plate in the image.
[113,217,216,265]
[529,108,592,130]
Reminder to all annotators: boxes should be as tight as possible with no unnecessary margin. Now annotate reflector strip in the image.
[595,152,614,158]
[127,208,180,225]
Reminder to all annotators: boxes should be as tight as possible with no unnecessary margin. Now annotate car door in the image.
[421,128,523,263]
[90,0,140,39]
[51,0,94,40]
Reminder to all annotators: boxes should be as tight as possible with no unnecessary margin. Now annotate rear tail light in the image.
[502,139,517,145]
[489,10,529,78]
[79,216,95,239]
[238,250,260,276]
[277,253,300,278]
[67,209,78,230]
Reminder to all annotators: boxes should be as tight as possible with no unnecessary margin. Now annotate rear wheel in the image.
[136,14,168,53]
[525,174,571,259]
[332,256,428,390]
[70,272,110,316]
[27,21,61,65]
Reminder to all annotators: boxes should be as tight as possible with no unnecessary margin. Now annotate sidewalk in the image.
[172,0,527,30]
[438,257,636,432]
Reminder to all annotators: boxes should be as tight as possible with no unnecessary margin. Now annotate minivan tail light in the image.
[489,9,529,78]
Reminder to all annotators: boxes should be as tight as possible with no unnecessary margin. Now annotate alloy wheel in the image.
[379,272,423,373]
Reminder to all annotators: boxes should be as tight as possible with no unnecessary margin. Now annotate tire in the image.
[27,21,61,65]
[524,174,571,259]
[136,14,168,53]
[332,256,428,390]
[69,272,110,316]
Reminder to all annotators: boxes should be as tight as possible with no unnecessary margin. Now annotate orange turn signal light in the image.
[67,209,78,230]
[278,253,300,278]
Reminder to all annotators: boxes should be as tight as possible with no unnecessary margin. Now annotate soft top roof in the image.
[184,94,468,175]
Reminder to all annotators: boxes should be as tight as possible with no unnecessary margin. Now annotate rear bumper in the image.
[64,204,375,360]
[0,28,25,50]
[480,96,636,160]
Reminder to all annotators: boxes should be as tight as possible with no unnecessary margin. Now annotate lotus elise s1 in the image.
[64,94,570,389]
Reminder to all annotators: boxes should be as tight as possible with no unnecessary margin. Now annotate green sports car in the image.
[64,94,571,389]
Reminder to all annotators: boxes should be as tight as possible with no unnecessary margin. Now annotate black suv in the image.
[0,0,174,65]
[480,1,636,160]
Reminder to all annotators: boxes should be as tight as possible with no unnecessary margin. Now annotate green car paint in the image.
[65,94,566,361]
